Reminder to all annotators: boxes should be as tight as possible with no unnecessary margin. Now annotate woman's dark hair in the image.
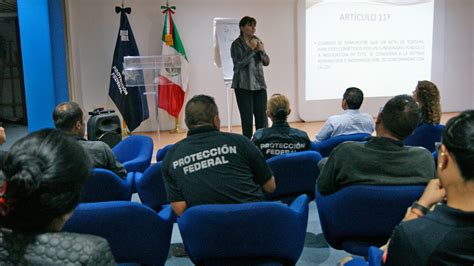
[0,129,91,232]
[442,110,474,181]
[414,80,441,124]
[239,16,256,35]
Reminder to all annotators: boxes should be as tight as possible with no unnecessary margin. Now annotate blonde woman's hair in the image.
[267,93,289,122]
[415,80,441,124]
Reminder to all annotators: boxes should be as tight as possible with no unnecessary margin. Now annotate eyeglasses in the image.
[434,142,442,153]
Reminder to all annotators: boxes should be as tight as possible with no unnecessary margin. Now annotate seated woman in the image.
[252,93,311,159]
[404,80,443,152]
[0,129,115,265]
[382,110,474,265]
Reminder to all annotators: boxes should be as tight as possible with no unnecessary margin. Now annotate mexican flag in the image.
[158,3,189,118]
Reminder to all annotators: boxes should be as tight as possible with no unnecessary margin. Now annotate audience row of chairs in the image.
[72,131,441,265]
[63,195,310,265]
[71,182,426,265]
[75,156,429,265]
[80,150,323,207]
[111,128,443,178]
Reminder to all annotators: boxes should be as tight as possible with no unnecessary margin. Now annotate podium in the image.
[123,55,183,135]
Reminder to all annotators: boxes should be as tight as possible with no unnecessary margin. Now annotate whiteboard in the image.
[214,18,240,81]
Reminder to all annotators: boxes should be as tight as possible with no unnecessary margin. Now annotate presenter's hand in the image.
[249,38,258,50]
[256,40,265,51]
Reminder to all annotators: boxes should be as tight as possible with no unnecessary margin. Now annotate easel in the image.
[224,79,233,132]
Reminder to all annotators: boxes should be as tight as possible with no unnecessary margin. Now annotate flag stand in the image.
[169,116,186,134]
[121,120,130,137]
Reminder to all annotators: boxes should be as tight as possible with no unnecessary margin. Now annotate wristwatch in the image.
[411,201,429,215]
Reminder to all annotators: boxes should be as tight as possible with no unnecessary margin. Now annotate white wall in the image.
[434,0,473,112]
[65,0,473,132]
[65,0,298,131]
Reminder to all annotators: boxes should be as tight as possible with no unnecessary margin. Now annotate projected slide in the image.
[306,0,434,101]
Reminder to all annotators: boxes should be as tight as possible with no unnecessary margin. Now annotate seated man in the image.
[162,95,276,216]
[53,102,127,179]
[314,87,374,143]
[252,93,311,159]
[317,95,435,195]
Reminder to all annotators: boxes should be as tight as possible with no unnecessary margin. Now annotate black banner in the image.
[108,6,149,132]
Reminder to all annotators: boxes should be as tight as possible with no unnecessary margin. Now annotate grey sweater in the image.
[0,228,115,265]
[231,35,270,91]
[317,137,435,195]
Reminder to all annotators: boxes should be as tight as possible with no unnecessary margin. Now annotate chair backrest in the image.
[266,150,322,202]
[404,123,445,152]
[316,185,425,256]
[312,133,371,157]
[155,143,174,162]
[432,150,438,165]
[112,135,154,173]
[135,162,169,211]
[178,195,309,265]
[80,168,134,203]
[62,201,175,265]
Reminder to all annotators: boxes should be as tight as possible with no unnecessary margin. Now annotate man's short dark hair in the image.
[380,95,421,140]
[52,102,83,132]
[185,95,219,128]
[343,87,364,109]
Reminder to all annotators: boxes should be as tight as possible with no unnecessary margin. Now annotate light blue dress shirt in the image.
[314,109,375,143]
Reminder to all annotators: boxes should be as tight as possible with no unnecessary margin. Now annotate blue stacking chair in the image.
[343,247,384,266]
[266,150,322,203]
[155,143,174,162]
[135,162,169,212]
[63,201,174,265]
[404,123,445,152]
[316,185,425,257]
[112,135,154,173]
[178,195,309,265]
[80,168,134,203]
[312,133,371,157]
